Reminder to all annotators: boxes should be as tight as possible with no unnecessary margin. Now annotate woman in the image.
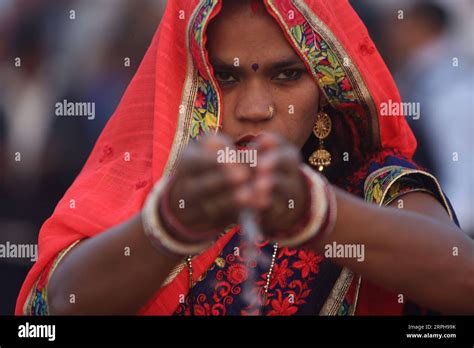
[17,0,474,315]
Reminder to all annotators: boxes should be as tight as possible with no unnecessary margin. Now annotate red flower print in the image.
[267,290,298,316]
[227,264,248,285]
[241,308,261,316]
[270,259,294,289]
[340,77,351,91]
[211,303,226,316]
[277,247,297,259]
[288,280,312,305]
[292,250,323,278]
[318,58,331,66]
[193,303,211,316]
[196,90,205,108]
[98,144,114,163]
[213,281,231,302]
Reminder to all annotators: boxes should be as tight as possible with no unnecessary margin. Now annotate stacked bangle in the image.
[271,165,338,248]
[141,176,213,257]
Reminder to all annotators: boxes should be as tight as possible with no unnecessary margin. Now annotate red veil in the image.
[16,0,416,315]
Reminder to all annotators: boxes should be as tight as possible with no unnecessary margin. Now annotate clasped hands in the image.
[163,133,311,243]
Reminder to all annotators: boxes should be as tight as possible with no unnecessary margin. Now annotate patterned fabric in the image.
[191,75,219,139]
[271,1,358,107]
[174,228,338,316]
[364,163,454,220]
[23,240,81,315]
[354,156,458,315]
[190,0,220,140]
[25,264,50,315]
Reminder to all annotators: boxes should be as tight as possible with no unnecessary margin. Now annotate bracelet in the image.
[142,176,213,257]
[160,175,220,243]
[300,178,338,249]
[271,165,337,248]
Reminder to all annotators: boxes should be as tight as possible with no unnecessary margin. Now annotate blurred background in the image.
[0,0,472,314]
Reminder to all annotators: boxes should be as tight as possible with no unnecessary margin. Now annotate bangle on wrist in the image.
[159,176,220,244]
[271,165,337,248]
[141,176,213,257]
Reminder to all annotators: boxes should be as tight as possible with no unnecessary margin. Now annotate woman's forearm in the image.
[314,188,474,314]
[47,212,181,315]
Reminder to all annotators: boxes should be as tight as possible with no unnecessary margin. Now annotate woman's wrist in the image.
[141,176,214,258]
[160,175,220,244]
[270,164,338,248]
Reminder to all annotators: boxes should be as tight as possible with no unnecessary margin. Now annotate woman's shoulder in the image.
[363,155,458,226]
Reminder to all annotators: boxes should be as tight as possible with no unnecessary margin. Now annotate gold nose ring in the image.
[267,106,275,119]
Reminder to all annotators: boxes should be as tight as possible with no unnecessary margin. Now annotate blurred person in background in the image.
[383,1,473,235]
[0,0,165,314]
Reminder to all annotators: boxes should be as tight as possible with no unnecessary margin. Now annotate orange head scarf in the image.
[16,0,416,315]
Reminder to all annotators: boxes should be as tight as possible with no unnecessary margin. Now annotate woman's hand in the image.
[165,134,252,240]
[246,133,311,240]
[163,133,310,243]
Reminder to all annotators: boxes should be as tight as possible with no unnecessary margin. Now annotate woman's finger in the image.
[184,163,250,203]
[179,134,235,175]
[251,133,287,154]
[257,146,301,176]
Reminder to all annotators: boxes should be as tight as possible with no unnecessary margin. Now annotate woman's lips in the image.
[235,134,262,147]
[236,144,250,150]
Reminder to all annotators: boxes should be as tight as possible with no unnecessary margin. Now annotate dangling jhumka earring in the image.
[309,108,332,172]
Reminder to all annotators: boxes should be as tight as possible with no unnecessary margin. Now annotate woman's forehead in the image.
[218,0,265,16]
[207,2,298,65]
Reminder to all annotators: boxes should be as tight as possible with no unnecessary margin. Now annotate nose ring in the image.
[267,106,275,119]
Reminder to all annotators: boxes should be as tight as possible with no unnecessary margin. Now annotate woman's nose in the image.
[234,81,275,122]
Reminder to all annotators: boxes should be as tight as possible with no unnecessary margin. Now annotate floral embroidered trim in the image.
[364,165,454,220]
[189,0,221,140]
[268,0,358,107]
[23,240,82,315]
[266,0,379,154]
[191,75,219,139]
[319,267,354,315]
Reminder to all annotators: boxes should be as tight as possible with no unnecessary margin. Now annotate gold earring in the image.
[309,111,332,172]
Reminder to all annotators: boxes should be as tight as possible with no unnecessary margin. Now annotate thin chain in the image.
[186,242,279,313]
[186,256,193,288]
[262,242,279,305]
[186,256,194,316]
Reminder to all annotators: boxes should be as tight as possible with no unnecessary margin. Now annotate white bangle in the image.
[141,176,212,256]
[272,165,336,248]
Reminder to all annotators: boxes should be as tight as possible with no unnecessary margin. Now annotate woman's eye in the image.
[214,72,238,83]
[273,69,303,81]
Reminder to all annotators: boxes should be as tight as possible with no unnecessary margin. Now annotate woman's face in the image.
[206,0,320,149]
